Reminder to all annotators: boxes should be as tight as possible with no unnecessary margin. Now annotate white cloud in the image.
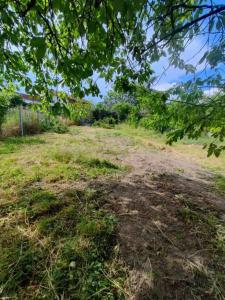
[151,36,208,91]
[91,35,209,97]
[154,82,176,91]
[203,87,220,96]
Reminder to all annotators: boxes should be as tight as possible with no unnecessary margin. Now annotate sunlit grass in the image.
[0,127,127,299]
[116,124,225,172]
[1,124,225,299]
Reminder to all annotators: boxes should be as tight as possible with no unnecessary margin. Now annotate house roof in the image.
[17,93,40,103]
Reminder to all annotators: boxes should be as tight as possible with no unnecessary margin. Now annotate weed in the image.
[176,200,225,299]
[0,136,45,154]
[93,117,116,129]
[76,156,119,170]
[214,174,225,194]
[38,206,78,237]
[0,186,125,299]
[51,149,74,163]
[0,231,46,297]
[177,207,200,223]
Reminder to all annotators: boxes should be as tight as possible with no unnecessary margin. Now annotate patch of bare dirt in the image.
[95,148,225,299]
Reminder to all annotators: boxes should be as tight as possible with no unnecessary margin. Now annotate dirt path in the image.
[100,147,225,299]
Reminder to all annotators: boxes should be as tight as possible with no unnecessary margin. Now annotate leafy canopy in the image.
[1,1,225,154]
[0,89,23,132]
[0,1,225,98]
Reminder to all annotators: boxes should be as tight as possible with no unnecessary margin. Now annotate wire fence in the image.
[2,106,47,137]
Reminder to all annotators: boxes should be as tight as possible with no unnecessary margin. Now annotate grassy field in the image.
[0,126,128,299]
[0,125,225,299]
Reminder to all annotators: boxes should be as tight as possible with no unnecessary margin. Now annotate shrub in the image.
[139,115,171,133]
[2,109,69,136]
[0,93,10,133]
[51,120,69,134]
[2,109,43,136]
[92,103,118,123]
[112,102,132,122]
[67,100,93,125]
[93,116,117,129]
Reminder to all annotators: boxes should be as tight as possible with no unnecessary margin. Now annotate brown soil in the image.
[95,147,225,299]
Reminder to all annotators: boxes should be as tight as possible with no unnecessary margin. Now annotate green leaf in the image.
[31,37,46,60]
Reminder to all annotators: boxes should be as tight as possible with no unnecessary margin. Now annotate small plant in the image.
[52,120,69,134]
[214,174,225,194]
[93,117,117,129]
[51,149,74,163]
[177,207,200,223]
[41,117,69,134]
[0,186,125,299]
[76,156,119,170]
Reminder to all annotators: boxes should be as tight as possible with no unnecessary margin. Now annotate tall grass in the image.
[1,108,69,137]
[2,108,46,136]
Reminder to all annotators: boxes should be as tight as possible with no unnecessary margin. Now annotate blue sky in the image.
[21,1,224,103]
[89,0,225,103]
[89,33,217,103]
[24,30,221,104]
[24,34,214,104]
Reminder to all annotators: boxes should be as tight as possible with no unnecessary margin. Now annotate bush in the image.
[112,102,132,122]
[92,103,118,123]
[67,100,93,125]
[2,109,69,136]
[139,115,170,133]
[93,117,116,129]
[40,117,69,134]
[53,122,69,134]
[0,93,10,133]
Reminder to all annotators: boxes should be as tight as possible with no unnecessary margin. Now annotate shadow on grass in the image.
[0,186,124,299]
[94,172,225,299]
[1,163,225,299]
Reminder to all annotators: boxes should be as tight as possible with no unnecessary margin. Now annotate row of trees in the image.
[0,1,224,154]
[0,85,224,156]
[94,85,225,156]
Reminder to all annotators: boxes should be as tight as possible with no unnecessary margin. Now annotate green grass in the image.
[0,136,45,154]
[0,131,123,199]
[176,200,225,299]
[76,155,120,170]
[116,124,225,172]
[0,186,125,299]
[1,124,225,299]
[214,174,225,194]
[0,127,126,299]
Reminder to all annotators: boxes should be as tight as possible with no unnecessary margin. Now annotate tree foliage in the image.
[0,92,23,133]
[66,99,93,124]
[0,1,225,153]
[167,86,225,156]
[0,1,224,96]
[102,85,225,156]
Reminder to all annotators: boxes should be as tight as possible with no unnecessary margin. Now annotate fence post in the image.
[37,110,40,123]
[19,105,24,136]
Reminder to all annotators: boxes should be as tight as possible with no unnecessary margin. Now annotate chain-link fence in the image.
[2,106,47,137]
